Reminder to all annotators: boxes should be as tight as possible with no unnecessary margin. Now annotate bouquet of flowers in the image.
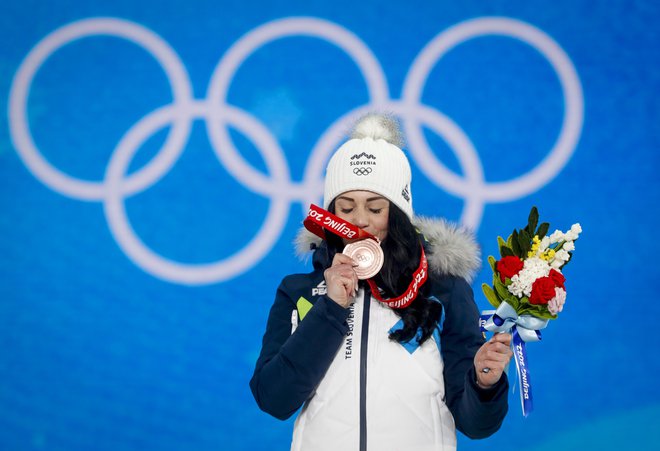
[480,206,581,416]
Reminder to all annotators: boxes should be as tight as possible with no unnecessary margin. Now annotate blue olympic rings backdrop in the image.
[1,1,659,450]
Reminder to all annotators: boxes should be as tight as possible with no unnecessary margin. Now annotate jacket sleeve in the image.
[249,276,350,420]
[438,277,509,439]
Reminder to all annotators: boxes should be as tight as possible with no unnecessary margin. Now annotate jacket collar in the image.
[294,216,481,283]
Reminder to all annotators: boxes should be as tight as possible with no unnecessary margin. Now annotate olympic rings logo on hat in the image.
[8,16,583,285]
[353,167,373,176]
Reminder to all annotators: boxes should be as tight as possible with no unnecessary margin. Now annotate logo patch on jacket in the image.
[390,297,445,354]
[297,297,313,321]
[312,280,327,296]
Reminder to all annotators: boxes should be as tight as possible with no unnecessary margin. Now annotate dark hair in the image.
[327,200,442,345]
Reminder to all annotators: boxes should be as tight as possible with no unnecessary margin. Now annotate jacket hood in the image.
[294,216,481,283]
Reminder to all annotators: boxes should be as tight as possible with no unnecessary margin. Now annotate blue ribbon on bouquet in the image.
[479,302,548,417]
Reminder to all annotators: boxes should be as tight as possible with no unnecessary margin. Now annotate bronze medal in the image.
[343,239,384,280]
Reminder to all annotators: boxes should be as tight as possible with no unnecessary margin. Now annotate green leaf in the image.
[494,278,511,300]
[507,295,521,311]
[527,206,539,236]
[517,296,533,312]
[518,229,531,256]
[500,246,515,257]
[497,236,507,250]
[488,255,497,272]
[521,228,531,245]
[536,222,550,240]
[517,303,557,320]
[481,284,500,308]
[514,297,558,320]
[494,282,520,310]
[511,230,522,257]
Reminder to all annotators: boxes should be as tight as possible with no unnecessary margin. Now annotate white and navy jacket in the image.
[250,218,508,450]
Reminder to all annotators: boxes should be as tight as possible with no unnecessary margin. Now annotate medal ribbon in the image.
[304,204,376,242]
[303,204,427,309]
[366,248,427,309]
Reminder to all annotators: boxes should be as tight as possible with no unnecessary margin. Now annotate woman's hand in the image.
[473,333,513,389]
[324,253,358,308]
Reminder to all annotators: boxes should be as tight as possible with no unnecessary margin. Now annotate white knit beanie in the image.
[323,113,413,219]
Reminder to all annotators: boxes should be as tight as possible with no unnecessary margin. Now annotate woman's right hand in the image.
[324,253,359,308]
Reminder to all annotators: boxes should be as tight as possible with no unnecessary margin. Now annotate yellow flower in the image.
[527,236,541,258]
[540,249,556,262]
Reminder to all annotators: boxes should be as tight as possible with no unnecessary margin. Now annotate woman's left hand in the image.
[473,333,513,389]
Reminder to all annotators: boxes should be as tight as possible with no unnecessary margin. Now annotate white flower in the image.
[563,241,575,252]
[565,223,582,241]
[549,230,564,243]
[555,249,571,263]
[540,236,551,252]
[507,257,551,298]
[548,287,567,315]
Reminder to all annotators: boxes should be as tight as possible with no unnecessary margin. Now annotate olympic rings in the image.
[8,16,584,285]
[353,167,373,176]
[8,18,194,200]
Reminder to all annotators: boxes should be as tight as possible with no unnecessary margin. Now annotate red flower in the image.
[549,269,565,289]
[530,276,556,305]
[496,256,524,283]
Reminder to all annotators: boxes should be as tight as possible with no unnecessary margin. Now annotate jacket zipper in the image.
[359,289,371,451]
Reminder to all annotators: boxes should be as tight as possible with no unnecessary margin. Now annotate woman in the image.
[250,113,513,450]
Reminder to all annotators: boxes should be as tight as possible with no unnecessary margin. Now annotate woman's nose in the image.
[352,210,369,228]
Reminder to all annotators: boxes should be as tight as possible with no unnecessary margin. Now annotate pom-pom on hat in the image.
[323,113,413,219]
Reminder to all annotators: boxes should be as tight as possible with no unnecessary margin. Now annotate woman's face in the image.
[333,190,390,242]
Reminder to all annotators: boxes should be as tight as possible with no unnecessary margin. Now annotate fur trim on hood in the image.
[294,216,481,283]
